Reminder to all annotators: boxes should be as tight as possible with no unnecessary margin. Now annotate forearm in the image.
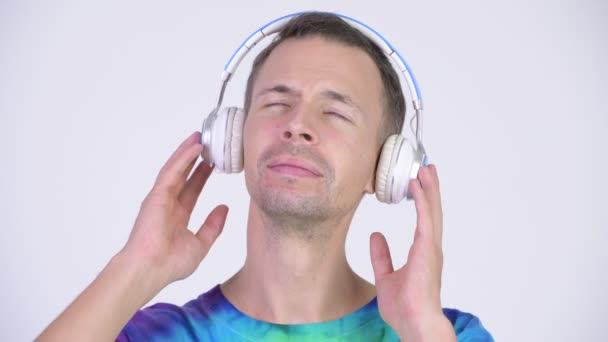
[37,251,165,342]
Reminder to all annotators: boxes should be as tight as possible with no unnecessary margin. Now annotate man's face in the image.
[243,36,385,223]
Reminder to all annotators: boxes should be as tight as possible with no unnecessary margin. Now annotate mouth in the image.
[267,157,323,178]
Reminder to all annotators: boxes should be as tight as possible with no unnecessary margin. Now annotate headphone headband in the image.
[215,11,424,144]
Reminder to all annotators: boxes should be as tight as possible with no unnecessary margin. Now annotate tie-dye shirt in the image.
[117,285,494,341]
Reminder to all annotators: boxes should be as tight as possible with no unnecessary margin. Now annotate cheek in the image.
[339,149,375,179]
[242,117,278,170]
[330,131,379,184]
[242,119,258,170]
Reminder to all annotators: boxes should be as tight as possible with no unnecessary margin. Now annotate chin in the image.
[258,188,330,219]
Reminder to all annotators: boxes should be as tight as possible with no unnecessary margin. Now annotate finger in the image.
[155,136,204,194]
[409,176,430,222]
[409,177,434,241]
[411,179,444,249]
[408,223,444,275]
[370,232,394,280]
[157,143,203,193]
[195,205,229,253]
[422,164,441,211]
[417,165,437,196]
[429,164,440,192]
[421,164,443,242]
[174,156,200,195]
[163,132,200,174]
[428,164,443,236]
[179,161,214,213]
[183,156,199,181]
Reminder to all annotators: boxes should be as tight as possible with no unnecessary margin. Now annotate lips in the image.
[267,157,323,177]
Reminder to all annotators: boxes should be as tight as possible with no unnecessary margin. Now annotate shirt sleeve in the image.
[114,302,198,342]
[443,308,495,342]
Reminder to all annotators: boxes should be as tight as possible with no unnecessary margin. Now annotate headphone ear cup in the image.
[214,106,244,174]
[375,135,416,204]
[227,107,245,173]
[207,107,229,173]
[203,106,245,173]
[375,135,398,203]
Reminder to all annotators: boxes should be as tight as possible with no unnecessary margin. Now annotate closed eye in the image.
[324,111,350,122]
[265,102,289,108]
[261,103,291,114]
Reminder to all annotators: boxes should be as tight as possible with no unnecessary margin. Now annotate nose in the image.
[280,107,317,145]
[282,130,314,143]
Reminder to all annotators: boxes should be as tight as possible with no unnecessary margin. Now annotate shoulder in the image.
[442,308,495,342]
[117,286,220,341]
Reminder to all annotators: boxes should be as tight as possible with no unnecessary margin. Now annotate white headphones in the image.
[200,11,429,204]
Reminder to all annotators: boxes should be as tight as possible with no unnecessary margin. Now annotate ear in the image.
[364,139,384,195]
[364,183,375,195]
[364,163,376,195]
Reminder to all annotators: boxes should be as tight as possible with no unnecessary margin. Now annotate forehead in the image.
[253,36,385,112]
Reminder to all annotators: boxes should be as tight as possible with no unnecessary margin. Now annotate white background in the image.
[1,0,606,341]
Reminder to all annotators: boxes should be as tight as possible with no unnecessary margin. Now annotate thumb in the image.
[195,205,229,253]
[370,232,394,280]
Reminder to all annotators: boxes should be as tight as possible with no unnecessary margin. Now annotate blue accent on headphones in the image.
[223,11,422,101]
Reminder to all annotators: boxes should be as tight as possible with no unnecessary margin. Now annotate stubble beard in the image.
[258,180,333,239]
[251,145,345,241]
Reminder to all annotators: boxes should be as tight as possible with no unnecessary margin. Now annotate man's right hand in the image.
[122,131,229,289]
[37,132,228,342]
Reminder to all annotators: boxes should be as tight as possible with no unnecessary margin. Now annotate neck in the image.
[221,200,375,324]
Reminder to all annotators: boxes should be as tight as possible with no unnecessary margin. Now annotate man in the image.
[38,12,493,341]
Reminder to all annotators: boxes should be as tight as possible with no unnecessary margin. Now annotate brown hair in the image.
[243,12,406,144]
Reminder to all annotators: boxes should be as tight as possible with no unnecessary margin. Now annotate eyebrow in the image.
[255,84,298,98]
[320,89,362,114]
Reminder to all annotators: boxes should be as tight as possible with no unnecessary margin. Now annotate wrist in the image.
[110,249,169,304]
[398,313,457,342]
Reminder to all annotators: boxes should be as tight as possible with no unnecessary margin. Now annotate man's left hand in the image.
[370,164,457,342]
